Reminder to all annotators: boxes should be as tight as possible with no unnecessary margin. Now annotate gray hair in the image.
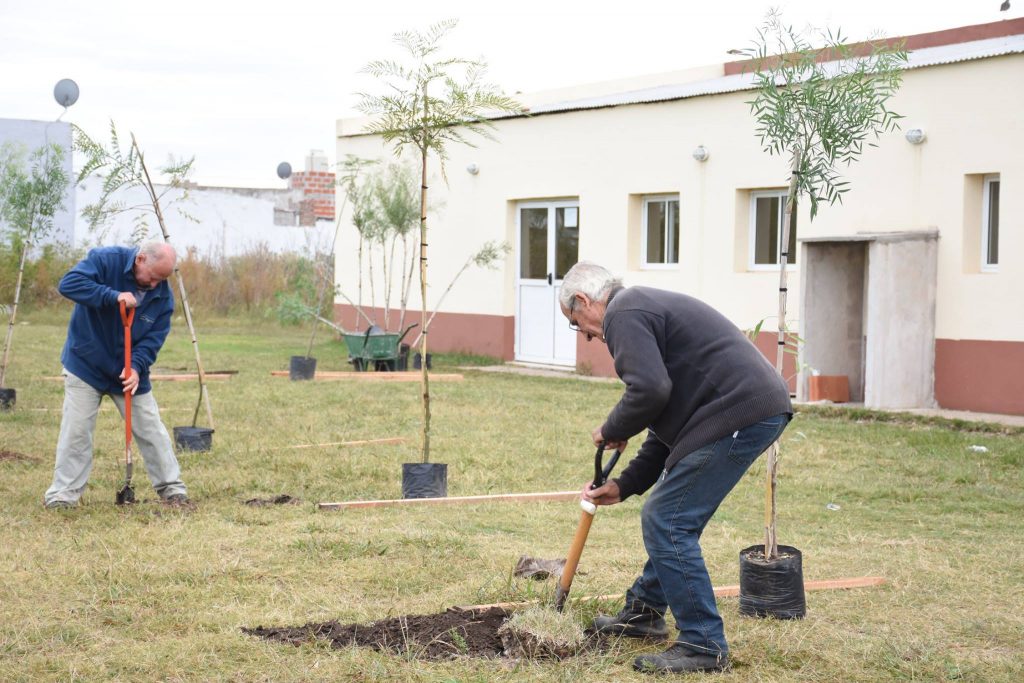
[140,241,175,263]
[559,261,623,309]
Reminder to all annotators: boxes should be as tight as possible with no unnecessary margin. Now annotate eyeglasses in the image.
[568,297,581,332]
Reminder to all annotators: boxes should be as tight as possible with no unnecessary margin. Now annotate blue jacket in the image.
[59,246,175,395]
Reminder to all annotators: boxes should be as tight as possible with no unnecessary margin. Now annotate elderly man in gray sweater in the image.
[561,261,792,674]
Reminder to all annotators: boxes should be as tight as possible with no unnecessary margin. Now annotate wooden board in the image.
[455,577,888,611]
[319,490,581,510]
[44,373,233,381]
[271,371,463,382]
[271,437,406,450]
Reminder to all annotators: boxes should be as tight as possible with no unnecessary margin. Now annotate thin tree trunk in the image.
[398,234,409,332]
[0,226,34,388]
[384,234,398,330]
[132,133,214,430]
[304,193,350,358]
[765,150,801,560]
[357,235,364,331]
[419,91,432,464]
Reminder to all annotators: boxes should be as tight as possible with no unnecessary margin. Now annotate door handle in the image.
[547,273,553,285]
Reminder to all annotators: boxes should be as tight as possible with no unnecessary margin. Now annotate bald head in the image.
[134,242,176,290]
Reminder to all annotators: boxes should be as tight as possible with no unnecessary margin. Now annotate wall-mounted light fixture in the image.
[692,145,709,162]
[466,162,480,175]
[904,128,926,145]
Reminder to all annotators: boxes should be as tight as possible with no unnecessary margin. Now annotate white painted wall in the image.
[337,52,1023,342]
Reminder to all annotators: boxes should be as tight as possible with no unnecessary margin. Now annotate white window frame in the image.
[749,189,797,272]
[641,194,680,269]
[981,174,1000,273]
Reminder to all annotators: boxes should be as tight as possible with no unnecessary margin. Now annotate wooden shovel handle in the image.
[556,507,595,608]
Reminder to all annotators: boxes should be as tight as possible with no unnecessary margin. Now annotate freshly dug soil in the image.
[0,449,35,462]
[245,607,511,659]
[244,494,301,507]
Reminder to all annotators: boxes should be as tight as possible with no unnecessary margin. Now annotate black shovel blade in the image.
[116,484,136,505]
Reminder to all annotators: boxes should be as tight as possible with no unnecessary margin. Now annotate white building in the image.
[336,18,1024,417]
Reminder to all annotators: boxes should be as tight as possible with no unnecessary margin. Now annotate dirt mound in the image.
[244,494,301,507]
[0,449,36,462]
[244,607,510,659]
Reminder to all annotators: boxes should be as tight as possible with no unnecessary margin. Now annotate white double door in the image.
[515,200,579,366]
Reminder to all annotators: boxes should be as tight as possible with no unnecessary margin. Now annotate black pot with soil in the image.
[173,426,215,452]
[413,352,432,370]
[738,544,806,619]
[289,355,317,381]
[402,462,447,499]
[0,387,15,411]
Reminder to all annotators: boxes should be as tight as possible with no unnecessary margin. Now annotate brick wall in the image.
[289,170,335,221]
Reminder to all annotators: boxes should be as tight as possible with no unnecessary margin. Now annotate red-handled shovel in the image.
[554,443,621,612]
[116,301,136,506]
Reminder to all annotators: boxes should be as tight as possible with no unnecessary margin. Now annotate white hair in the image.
[559,261,623,309]
[140,241,175,263]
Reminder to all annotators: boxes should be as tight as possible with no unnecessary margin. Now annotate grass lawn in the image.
[1,309,1022,681]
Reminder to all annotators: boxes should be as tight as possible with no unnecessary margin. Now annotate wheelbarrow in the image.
[343,323,418,372]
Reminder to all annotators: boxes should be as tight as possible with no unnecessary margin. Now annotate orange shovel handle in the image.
[119,301,134,458]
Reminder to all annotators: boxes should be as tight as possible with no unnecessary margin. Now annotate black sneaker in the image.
[592,605,670,639]
[634,643,730,674]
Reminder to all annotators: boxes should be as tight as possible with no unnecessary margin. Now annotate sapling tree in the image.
[74,123,214,430]
[299,156,375,358]
[357,19,521,463]
[0,142,70,391]
[741,12,907,558]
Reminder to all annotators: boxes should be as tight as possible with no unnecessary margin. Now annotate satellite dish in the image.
[54,79,80,108]
[277,162,292,179]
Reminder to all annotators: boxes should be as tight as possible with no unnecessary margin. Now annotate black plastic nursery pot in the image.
[738,544,806,619]
[173,426,215,452]
[413,352,432,370]
[402,462,447,499]
[0,387,14,411]
[397,344,410,371]
[289,355,317,381]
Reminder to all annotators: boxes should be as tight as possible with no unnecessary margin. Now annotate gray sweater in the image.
[601,286,792,500]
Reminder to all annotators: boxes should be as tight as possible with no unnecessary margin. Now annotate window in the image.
[982,174,1000,271]
[642,195,680,266]
[750,190,797,269]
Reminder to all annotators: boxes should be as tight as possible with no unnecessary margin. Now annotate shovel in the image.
[554,443,622,612]
[116,301,136,506]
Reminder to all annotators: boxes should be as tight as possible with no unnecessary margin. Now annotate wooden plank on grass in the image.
[40,374,231,382]
[272,437,406,450]
[270,371,463,382]
[455,577,888,611]
[319,490,581,510]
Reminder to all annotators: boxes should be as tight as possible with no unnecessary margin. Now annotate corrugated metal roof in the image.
[511,34,1024,118]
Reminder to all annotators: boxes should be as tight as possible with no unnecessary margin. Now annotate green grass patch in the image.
[1,310,1022,681]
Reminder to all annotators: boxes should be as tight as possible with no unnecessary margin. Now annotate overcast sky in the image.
[1,0,1018,187]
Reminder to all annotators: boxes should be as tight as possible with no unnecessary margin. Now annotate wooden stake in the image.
[455,576,888,612]
[318,490,581,510]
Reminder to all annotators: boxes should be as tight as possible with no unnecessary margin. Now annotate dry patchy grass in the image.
[1,310,1022,681]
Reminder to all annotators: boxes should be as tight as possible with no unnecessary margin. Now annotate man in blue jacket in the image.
[44,243,189,508]
[560,261,792,675]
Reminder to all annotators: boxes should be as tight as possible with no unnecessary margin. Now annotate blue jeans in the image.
[624,413,790,656]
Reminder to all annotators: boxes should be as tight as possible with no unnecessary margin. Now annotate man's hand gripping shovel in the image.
[116,301,136,505]
[554,443,622,612]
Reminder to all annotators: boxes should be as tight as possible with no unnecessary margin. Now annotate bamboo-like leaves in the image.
[741,11,907,219]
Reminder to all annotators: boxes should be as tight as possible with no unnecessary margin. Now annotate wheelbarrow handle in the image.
[592,442,622,490]
[396,323,419,345]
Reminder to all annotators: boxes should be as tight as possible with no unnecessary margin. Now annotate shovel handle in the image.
[592,442,622,490]
[119,301,133,462]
